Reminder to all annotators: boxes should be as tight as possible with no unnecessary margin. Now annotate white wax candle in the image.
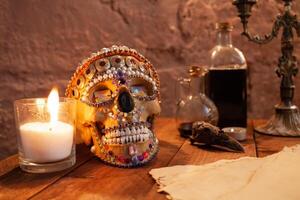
[20,121,74,163]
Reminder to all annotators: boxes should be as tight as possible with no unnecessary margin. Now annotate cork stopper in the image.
[215,22,233,31]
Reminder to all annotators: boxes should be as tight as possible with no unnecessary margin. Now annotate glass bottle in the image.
[176,66,219,138]
[207,22,247,128]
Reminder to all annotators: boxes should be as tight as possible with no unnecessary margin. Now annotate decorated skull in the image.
[66,45,161,167]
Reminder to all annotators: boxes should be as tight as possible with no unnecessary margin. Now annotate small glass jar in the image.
[176,66,219,138]
[14,98,76,173]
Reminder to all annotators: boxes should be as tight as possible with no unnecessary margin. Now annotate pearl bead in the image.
[102,48,109,53]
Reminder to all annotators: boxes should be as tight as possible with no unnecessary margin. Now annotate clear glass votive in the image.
[14,98,77,173]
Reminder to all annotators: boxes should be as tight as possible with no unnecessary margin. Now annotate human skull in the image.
[66,45,161,167]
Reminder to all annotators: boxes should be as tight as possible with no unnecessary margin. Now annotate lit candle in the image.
[19,88,74,163]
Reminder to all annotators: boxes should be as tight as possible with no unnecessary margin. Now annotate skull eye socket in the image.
[89,85,113,104]
[130,79,154,98]
[131,85,147,96]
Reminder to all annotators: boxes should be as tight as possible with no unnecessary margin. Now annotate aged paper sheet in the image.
[150,145,300,200]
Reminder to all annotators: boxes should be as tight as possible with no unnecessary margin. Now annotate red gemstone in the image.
[118,156,125,163]
[143,152,149,159]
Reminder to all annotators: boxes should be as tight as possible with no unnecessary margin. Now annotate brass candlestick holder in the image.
[233,0,300,136]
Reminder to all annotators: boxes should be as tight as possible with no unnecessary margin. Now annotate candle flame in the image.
[47,88,59,125]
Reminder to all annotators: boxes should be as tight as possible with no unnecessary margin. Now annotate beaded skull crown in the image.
[66,45,161,167]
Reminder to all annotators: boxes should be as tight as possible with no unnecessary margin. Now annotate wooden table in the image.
[1,118,300,200]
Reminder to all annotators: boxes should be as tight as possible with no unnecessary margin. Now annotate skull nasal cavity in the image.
[118,90,134,113]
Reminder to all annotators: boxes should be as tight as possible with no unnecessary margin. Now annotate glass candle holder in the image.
[14,97,77,173]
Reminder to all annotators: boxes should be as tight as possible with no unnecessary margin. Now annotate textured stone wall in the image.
[1,0,300,159]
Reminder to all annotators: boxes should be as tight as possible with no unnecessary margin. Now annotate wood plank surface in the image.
[0,155,18,177]
[253,120,300,157]
[0,144,93,200]
[2,118,299,200]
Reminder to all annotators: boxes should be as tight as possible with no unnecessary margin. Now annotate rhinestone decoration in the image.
[85,64,96,79]
[66,45,161,104]
[94,58,110,73]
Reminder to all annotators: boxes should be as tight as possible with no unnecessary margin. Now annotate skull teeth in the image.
[102,134,150,145]
[102,126,152,145]
[125,127,130,135]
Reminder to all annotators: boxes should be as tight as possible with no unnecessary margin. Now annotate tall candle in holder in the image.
[14,88,77,173]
